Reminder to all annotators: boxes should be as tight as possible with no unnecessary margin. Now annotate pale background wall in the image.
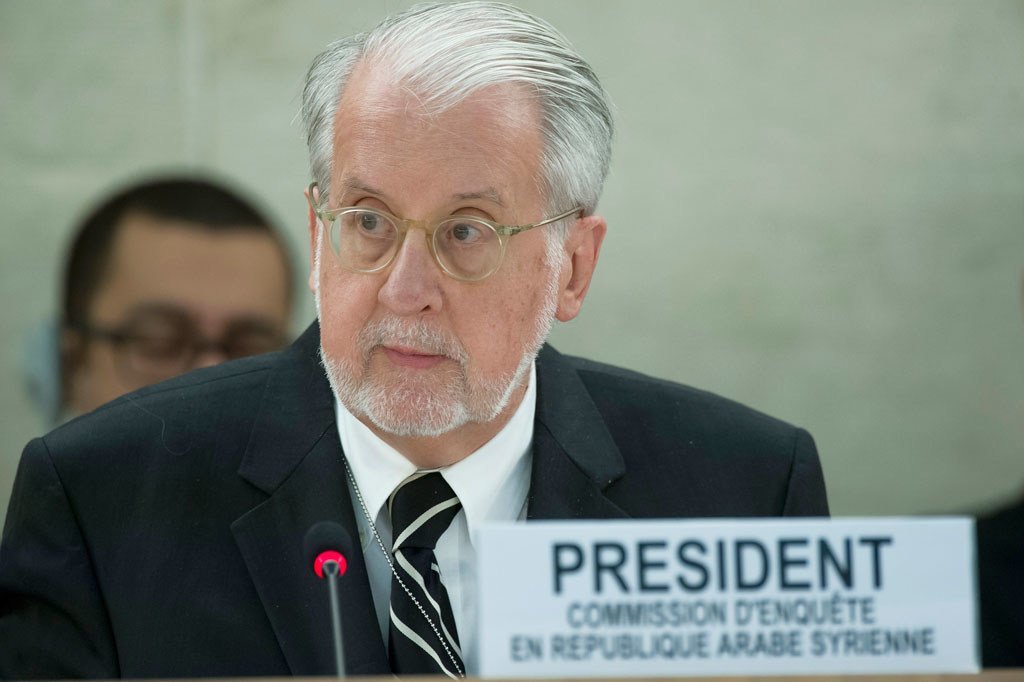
[1,0,1022,528]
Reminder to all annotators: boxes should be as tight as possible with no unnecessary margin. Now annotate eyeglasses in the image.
[74,313,288,383]
[307,182,580,282]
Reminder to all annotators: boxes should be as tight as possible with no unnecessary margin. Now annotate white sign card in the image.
[477,517,977,677]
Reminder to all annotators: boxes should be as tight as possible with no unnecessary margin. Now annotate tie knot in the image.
[388,471,462,552]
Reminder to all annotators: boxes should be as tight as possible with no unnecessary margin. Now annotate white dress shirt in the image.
[335,364,535,675]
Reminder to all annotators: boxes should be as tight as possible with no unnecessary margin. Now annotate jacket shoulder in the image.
[544,348,828,517]
[43,352,278,474]
[556,351,800,436]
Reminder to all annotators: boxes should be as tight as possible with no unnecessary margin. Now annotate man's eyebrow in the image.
[121,304,283,333]
[340,177,385,198]
[453,187,505,207]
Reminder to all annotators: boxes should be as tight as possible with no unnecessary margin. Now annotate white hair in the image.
[300,1,614,241]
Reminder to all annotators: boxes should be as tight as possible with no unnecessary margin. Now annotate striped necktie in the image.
[387,471,464,678]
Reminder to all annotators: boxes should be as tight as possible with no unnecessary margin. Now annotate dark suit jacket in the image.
[0,322,827,678]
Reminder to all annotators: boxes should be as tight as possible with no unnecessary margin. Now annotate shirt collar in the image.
[335,364,536,541]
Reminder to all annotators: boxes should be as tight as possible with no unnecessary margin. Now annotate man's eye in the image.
[449,222,484,244]
[131,335,185,360]
[357,211,382,233]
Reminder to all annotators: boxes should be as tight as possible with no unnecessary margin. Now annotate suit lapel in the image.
[230,323,388,676]
[528,345,629,521]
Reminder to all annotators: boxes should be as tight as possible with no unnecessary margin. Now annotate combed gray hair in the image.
[300,1,613,233]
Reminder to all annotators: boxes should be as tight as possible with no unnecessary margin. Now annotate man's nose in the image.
[377,229,444,316]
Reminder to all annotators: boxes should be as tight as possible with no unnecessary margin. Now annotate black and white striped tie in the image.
[387,471,464,677]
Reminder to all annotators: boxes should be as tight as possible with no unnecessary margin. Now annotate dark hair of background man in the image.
[62,177,294,331]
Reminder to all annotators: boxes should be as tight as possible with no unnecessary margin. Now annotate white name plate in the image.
[477,517,977,677]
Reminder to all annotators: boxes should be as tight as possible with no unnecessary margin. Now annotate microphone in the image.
[304,521,353,678]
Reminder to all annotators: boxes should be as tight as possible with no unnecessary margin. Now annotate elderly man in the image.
[0,3,827,678]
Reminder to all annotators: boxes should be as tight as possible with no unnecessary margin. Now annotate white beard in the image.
[313,227,564,437]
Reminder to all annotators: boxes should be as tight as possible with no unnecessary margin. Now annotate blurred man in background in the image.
[977,485,1024,666]
[57,176,294,416]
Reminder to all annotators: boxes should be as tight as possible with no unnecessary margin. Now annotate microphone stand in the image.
[323,559,346,678]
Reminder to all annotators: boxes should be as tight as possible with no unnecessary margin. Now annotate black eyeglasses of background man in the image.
[68,305,289,386]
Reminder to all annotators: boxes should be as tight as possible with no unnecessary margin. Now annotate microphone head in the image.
[304,521,353,579]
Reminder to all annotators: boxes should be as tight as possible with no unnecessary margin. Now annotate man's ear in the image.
[305,185,320,294]
[555,214,607,322]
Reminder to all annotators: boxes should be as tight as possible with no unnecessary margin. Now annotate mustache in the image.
[358,317,468,364]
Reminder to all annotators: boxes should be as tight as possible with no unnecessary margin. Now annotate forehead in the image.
[330,64,544,211]
[90,214,290,325]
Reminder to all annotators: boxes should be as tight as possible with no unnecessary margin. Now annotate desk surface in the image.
[274,674,1024,681]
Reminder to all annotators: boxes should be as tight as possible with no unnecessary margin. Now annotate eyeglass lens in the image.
[331,209,502,280]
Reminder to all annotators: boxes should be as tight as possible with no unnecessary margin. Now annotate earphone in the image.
[20,317,63,426]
